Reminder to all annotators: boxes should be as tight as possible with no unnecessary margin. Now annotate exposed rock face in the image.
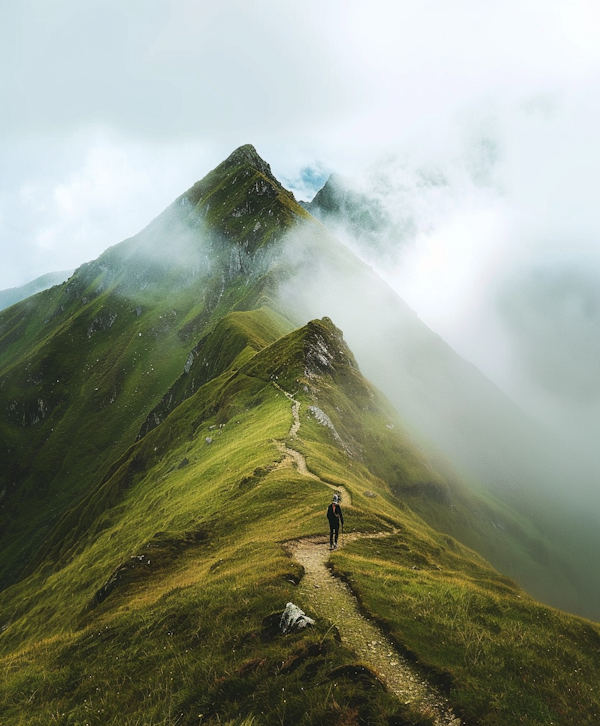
[303,318,358,381]
[87,310,117,338]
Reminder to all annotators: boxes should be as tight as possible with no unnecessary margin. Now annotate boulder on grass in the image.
[280,602,315,634]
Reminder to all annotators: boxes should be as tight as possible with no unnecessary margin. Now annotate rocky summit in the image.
[1,146,600,726]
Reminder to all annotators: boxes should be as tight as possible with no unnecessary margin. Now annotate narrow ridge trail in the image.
[286,536,462,726]
[273,383,352,506]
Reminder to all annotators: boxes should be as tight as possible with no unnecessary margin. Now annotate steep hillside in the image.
[138,306,293,439]
[2,316,600,726]
[0,132,599,720]
[300,172,390,253]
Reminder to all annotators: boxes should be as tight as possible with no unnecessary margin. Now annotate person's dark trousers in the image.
[330,524,339,547]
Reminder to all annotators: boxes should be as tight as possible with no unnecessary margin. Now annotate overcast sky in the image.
[1,0,599,442]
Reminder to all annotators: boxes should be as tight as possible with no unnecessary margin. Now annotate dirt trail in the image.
[273,383,352,506]
[286,535,461,726]
[289,399,301,438]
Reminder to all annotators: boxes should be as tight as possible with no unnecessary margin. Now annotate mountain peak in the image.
[220,143,274,178]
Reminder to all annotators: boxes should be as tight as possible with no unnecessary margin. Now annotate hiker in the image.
[327,493,344,550]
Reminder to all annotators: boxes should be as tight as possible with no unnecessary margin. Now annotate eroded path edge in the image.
[286,536,461,726]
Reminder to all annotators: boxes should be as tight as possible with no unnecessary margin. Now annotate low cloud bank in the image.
[302,94,600,462]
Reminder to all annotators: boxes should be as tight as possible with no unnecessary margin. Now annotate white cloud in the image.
[0,129,217,287]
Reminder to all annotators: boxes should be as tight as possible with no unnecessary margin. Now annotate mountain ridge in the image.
[2,302,600,724]
[0,145,595,616]
[1,144,600,725]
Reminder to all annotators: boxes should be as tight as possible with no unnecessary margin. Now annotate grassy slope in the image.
[0,317,423,726]
[1,316,600,726]
[138,306,294,439]
[274,218,600,619]
[331,538,600,725]
[0,146,304,590]
[2,145,599,724]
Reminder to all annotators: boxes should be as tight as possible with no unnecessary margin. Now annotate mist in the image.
[299,93,600,472]
[276,218,600,616]
[3,0,600,285]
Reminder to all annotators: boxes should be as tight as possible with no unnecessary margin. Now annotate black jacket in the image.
[327,502,344,527]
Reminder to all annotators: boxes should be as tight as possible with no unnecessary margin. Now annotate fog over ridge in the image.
[299,92,600,462]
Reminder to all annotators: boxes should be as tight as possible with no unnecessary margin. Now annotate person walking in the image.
[327,493,344,550]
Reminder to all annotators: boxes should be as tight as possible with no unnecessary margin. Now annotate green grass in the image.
[0,145,312,591]
[330,534,600,725]
[0,333,424,725]
[1,141,592,624]
[3,316,599,724]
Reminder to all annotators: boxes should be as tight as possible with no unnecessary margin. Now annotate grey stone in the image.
[280,602,315,634]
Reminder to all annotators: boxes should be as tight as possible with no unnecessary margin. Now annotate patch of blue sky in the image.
[282,162,330,201]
